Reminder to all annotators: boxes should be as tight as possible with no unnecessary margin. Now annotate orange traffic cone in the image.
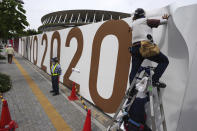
[0,99,18,130]
[82,109,91,131]
[68,82,78,101]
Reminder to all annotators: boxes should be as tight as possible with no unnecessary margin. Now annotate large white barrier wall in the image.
[18,2,197,131]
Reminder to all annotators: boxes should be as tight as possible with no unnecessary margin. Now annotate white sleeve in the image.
[160,19,168,25]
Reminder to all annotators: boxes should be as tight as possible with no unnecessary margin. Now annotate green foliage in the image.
[0,0,29,39]
[23,29,42,36]
[0,73,12,93]
[0,54,6,59]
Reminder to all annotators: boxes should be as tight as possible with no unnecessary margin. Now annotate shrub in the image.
[0,54,6,60]
[0,73,12,93]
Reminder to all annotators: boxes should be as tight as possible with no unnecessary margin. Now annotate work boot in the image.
[50,90,55,93]
[152,81,166,88]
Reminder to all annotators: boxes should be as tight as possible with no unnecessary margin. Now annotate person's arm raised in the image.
[160,14,169,25]
[147,14,170,27]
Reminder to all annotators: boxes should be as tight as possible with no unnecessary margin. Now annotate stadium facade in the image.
[38,10,131,31]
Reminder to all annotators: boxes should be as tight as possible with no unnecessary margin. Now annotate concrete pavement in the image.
[0,52,110,131]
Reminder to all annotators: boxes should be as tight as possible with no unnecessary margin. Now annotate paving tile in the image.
[0,54,108,131]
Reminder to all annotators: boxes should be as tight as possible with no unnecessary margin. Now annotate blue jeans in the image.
[129,44,169,84]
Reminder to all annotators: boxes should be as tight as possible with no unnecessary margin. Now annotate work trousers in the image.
[7,54,13,64]
[51,75,59,93]
[129,44,169,84]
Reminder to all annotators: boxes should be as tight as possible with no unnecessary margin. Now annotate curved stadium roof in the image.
[39,9,131,31]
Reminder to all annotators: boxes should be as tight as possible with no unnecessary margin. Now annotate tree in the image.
[23,29,42,36]
[0,0,29,39]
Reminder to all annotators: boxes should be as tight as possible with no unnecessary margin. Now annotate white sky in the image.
[23,0,179,30]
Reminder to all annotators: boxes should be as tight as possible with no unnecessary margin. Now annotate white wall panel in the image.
[18,3,197,130]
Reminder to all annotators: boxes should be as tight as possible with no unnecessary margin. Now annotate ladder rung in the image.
[122,104,129,110]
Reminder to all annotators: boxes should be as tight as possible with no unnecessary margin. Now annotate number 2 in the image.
[63,27,84,91]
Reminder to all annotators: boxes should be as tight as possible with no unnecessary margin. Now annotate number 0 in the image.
[89,20,132,113]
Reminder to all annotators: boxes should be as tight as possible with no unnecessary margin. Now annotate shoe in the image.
[50,90,55,93]
[52,92,59,96]
[152,81,166,88]
[129,87,138,97]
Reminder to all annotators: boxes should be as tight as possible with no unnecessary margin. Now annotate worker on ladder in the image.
[129,8,169,88]
[124,8,170,131]
[50,57,62,96]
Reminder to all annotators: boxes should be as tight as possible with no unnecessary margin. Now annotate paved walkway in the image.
[0,52,108,131]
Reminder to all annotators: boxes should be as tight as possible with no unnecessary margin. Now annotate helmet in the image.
[134,8,145,19]
[53,57,59,62]
[51,57,58,62]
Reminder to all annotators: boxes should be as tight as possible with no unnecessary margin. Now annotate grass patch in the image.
[0,73,12,93]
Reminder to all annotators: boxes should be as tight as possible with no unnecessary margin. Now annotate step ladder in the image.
[107,66,167,131]
[146,66,167,131]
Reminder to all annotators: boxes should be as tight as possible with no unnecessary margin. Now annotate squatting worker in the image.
[50,57,62,96]
[6,44,14,64]
[129,8,169,88]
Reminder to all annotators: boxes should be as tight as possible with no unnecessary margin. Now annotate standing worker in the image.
[6,44,14,64]
[50,57,62,96]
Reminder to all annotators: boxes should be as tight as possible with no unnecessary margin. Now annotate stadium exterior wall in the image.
[19,3,197,131]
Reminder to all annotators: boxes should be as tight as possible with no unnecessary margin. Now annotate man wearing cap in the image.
[6,44,14,64]
[50,57,62,96]
[129,8,169,88]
